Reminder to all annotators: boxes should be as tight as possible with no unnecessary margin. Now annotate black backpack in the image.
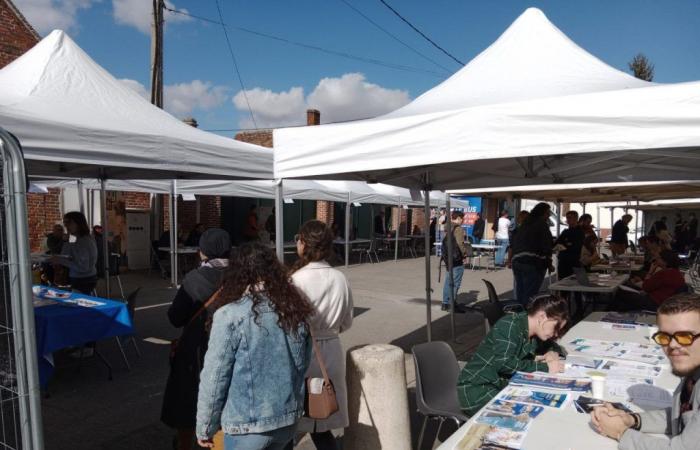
[441,230,463,267]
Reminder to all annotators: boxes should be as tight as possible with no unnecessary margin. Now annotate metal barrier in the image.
[0,128,44,449]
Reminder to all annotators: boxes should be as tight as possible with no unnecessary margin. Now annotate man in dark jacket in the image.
[161,228,231,450]
[511,203,554,306]
[555,211,585,279]
[472,213,485,244]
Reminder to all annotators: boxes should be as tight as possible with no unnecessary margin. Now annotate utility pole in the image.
[150,0,164,107]
[150,0,165,245]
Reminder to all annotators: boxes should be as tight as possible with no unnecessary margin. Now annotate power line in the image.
[213,0,257,128]
[164,6,445,77]
[377,0,464,66]
[337,0,451,74]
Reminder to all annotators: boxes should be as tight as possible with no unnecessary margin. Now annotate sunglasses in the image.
[652,331,700,346]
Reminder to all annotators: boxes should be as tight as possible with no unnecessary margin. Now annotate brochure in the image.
[568,338,665,365]
[601,360,663,378]
[485,400,544,419]
[483,427,526,449]
[565,355,603,369]
[476,411,531,432]
[600,312,640,325]
[497,386,569,409]
[510,371,591,392]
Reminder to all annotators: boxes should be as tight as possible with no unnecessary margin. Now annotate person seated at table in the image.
[41,223,67,284]
[162,228,231,450]
[580,234,603,269]
[611,250,686,312]
[556,211,585,279]
[51,211,97,295]
[579,213,596,238]
[631,235,662,280]
[510,203,554,307]
[456,295,568,416]
[610,214,633,256]
[591,293,700,449]
[185,223,205,247]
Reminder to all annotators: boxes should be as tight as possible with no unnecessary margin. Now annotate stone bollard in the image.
[344,344,411,450]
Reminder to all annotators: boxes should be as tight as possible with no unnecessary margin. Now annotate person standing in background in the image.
[555,211,585,279]
[472,212,485,244]
[610,214,633,256]
[243,205,260,241]
[511,203,554,307]
[51,211,97,295]
[495,210,511,267]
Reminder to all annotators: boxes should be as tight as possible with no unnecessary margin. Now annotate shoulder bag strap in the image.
[309,328,331,384]
[185,287,222,328]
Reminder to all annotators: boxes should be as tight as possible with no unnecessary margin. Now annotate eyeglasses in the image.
[652,331,700,346]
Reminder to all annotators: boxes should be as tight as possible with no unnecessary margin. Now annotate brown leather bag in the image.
[304,331,339,419]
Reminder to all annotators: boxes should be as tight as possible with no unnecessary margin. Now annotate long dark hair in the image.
[291,220,334,272]
[63,211,90,237]
[523,202,551,227]
[211,242,314,335]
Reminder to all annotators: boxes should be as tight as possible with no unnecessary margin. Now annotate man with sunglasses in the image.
[591,293,700,449]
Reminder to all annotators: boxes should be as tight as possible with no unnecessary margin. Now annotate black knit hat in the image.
[198,228,231,259]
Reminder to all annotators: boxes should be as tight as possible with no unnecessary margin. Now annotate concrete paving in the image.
[40,256,517,450]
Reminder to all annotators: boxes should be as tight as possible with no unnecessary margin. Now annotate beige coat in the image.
[292,261,353,432]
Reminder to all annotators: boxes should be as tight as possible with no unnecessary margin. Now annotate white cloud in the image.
[14,0,96,34]
[118,78,228,117]
[112,0,190,34]
[232,73,410,129]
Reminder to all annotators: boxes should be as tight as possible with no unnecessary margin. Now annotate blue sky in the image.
[15,0,700,135]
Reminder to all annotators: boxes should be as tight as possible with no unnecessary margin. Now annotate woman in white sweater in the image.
[291,220,353,450]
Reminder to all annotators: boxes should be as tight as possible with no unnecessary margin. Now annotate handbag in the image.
[304,330,339,419]
[169,288,222,365]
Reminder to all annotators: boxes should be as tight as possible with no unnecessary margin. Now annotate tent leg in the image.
[556,202,562,237]
[345,194,350,267]
[635,200,640,243]
[100,178,110,297]
[275,180,284,262]
[445,194,455,342]
[395,198,400,261]
[423,176,432,342]
[77,179,85,216]
[169,181,177,287]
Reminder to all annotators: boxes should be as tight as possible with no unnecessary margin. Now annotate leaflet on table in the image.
[601,360,663,378]
[565,355,604,370]
[509,371,591,392]
[63,298,105,307]
[607,376,655,399]
[457,423,521,450]
[600,312,642,325]
[484,400,544,419]
[568,338,665,365]
[497,386,569,409]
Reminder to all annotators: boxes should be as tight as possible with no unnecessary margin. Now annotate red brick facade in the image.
[0,0,39,69]
[316,201,334,225]
[27,189,62,252]
[123,192,150,210]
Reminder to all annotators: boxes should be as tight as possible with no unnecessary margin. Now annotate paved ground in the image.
[40,255,519,450]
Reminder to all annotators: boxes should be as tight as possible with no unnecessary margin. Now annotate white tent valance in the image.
[0,30,272,180]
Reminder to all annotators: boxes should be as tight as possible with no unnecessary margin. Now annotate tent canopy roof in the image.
[0,31,273,179]
[273,9,700,191]
[450,181,700,203]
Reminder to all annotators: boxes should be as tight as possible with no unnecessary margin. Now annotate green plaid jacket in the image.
[456,312,550,416]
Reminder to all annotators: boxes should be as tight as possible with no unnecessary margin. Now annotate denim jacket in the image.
[196,294,311,439]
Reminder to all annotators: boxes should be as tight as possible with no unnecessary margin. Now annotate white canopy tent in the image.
[272,8,700,340]
[0,30,272,180]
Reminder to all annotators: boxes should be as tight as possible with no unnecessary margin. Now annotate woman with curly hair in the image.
[291,220,353,450]
[196,242,314,450]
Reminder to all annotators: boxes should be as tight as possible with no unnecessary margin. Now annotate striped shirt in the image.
[456,312,550,416]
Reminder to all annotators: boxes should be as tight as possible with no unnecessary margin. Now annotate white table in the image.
[438,313,677,450]
[549,274,628,294]
[590,263,643,273]
[470,244,501,271]
[333,239,371,246]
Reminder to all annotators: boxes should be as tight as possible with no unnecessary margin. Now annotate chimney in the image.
[183,117,199,128]
[306,109,320,126]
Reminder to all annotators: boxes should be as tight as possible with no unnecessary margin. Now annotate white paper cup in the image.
[589,372,607,400]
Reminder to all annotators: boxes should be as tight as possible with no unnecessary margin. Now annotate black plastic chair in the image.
[116,287,142,369]
[412,341,469,449]
[482,279,523,312]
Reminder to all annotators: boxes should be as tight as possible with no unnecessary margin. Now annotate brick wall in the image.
[27,189,62,252]
[123,192,150,210]
[391,207,409,234]
[234,130,273,148]
[0,0,39,69]
[316,201,334,225]
[412,207,426,232]
[162,196,221,235]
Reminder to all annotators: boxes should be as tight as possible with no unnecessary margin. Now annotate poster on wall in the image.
[454,196,482,237]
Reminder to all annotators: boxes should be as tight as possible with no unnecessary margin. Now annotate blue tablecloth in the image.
[33,286,133,386]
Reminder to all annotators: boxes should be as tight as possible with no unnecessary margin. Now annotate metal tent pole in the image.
[100,178,110,297]
[394,197,400,261]
[169,180,177,287]
[556,202,562,237]
[635,200,640,243]
[77,179,85,216]
[345,192,351,267]
[1,129,45,450]
[422,174,433,342]
[445,194,456,342]
[275,179,284,261]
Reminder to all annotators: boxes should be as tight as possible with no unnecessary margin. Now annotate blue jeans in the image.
[224,424,296,450]
[512,260,546,307]
[443,265,465,305]
[495,239,509,266]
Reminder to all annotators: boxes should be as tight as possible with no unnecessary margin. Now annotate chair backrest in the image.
[478,300,505,328]
[482,279,500,304]
[412,341,468,421]
[125,287,141,320]
[108,253,121,276]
